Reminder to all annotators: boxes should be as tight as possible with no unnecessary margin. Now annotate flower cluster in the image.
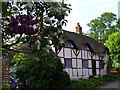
[50,2,68,16]
[10,15,39,35]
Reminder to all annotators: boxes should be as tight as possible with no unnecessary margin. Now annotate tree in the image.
[2,2,71,54]
[87,12,119,44]
[106,32,120,66]
[1,1,72,88]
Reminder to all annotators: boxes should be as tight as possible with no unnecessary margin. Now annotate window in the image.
[64,58,72,68]
[82,59,88,69]
[64,41,73,48]
[99,60,105,69]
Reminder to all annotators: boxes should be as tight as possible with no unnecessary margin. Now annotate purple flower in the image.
[9,14,39,35]
[30,19,39,25]
[9,19,19,27]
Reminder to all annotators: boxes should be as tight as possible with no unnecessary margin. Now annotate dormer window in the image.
[64,41,73,48]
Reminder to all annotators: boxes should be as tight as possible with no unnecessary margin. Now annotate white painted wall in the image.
[84,51,88,59]
[65,69,73,77]
[89,69,92,75]
[96,61,99,68]
[96,69,99,75]
[77,50,81,58]
[73,69,77,76]
[72,59,77,68]
[77,59,82,68]
[61,58,64,64]
[88,60,92,68]
[58,47,109,79]
[78,69,82,76]
[72,49,76,58]
[64,48,71,58]
[58,48,63,57]
[88,52,91,59]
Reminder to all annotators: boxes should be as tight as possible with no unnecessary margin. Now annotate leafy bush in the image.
[2,83,9,90]
[14,51,71,89]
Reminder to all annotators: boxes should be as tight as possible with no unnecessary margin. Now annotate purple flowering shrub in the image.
[9,15,39,35]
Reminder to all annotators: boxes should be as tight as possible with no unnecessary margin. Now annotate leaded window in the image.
[82,59,88,69]
[99,60,105,69]
[64,58,72,68]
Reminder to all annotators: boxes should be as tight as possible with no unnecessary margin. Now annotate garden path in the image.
[96,81,120,90]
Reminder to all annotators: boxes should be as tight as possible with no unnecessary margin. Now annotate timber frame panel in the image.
[58,40,108,79]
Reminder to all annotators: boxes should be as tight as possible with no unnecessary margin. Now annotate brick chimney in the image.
[76,23,82,34]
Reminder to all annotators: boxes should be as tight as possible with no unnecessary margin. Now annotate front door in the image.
[92,60,96,76]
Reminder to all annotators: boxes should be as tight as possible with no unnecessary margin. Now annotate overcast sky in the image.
[63,0,120,33]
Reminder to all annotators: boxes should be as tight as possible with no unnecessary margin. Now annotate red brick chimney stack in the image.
[76,23,82,34]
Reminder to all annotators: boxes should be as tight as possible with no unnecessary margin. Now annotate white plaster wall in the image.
[58,48,63,57]
[88,52,91,59]
[84,51,88,59]
[83,69,89,76]
[78,69,82,76]
[72,59,77,68]
[77,59,82,68]
[73,69,77,76]
[96,55,99,60]
[100,69,104,76]
[64,48,71,58]
[96,69,99,75]
[65,69,73,77]
[77,50,81,58]
[96,61,99,68]
[83,69,86,76]
[89,69,92,75]
[61,58,64,64]
[72,49,76,58]
[88,60,92,68]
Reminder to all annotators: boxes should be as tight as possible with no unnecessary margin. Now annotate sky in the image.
[63,0,120,33]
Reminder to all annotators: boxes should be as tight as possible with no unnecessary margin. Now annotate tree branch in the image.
[3,34,23,48]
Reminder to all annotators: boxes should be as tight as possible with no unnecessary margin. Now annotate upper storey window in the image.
[81,46,90,51]
[64,41,74,48]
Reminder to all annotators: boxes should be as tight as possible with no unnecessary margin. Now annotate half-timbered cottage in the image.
[58,23,109,80]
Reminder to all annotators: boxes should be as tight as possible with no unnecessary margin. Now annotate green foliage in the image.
[15,51,71,88]
[106,32,120,65]
[2,2,71,54]
[68,74,120,88]
[11,53,28,66]
[2,83,9,88]
[87,12,119,44]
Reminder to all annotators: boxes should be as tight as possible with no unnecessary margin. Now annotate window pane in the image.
[82,60,88,69]
[65,59,72,68]
[99,60,104,69]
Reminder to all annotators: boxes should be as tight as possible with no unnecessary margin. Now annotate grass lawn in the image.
[67,73,120,89]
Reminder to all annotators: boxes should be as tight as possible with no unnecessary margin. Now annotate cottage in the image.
[57,23,109,80]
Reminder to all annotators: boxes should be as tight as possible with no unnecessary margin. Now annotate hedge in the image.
[67,74,120,88]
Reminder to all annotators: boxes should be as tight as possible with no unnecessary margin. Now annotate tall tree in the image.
[87,12,119,44]
[105,32,120,66]
[2,2,71,54]
[1,1,71,87]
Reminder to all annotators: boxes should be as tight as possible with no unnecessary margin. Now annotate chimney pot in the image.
[76,22,82,34]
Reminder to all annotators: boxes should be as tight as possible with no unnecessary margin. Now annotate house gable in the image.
[58,23,109,80]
